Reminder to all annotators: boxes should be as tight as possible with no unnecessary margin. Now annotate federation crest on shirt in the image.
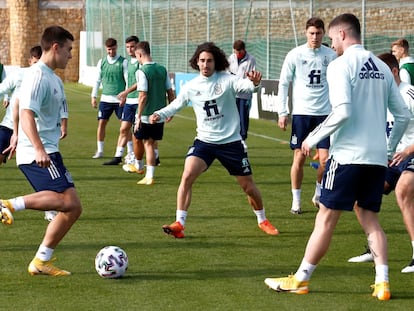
[214,83,223,95]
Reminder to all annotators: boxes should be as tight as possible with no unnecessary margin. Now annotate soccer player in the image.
[276,17,337,214]
[104,35,139,165]
[91,38,128,160]
[0,46,57,222]
[134,41,175,185]
[0,26,82,276]
[228,39,256,145]
[150,42,279,238]
[264,13,410,300]
[347,53,414,274]
[391,38,414,85]
[0,46,42,166]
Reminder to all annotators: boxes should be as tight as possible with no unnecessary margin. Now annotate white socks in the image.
[115,146,124,157]
[375,264,389,283]
[127,140,133,154]
[10,196,25,211]
[253,208,266,223]
[295,259,317,282]
[35,244,54,261]
[292,189,301,202]
[176,210,188,227]
[97,141,104,153]
[411,241,414,259]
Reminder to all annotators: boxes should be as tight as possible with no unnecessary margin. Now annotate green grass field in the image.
[1,83,414,310]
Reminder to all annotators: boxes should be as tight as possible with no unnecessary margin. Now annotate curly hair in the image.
[189,42,229,72]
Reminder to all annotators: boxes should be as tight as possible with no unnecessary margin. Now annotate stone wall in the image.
[0,0,83,82]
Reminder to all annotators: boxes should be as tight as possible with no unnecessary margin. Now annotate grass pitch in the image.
[1,83,414,310]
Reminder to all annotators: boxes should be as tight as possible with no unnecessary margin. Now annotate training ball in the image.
[95,246,128,278]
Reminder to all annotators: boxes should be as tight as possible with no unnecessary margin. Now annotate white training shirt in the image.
[0,68,29,129]
[305,44,410,166]
[397,81,414,151]
[154,71,258,144]
[277,43,337,116]
[16,61,68,165]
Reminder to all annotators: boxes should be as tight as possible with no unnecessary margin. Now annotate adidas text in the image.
[359,71,384,80]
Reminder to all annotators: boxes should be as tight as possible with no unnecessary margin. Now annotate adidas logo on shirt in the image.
[359,57,384,80]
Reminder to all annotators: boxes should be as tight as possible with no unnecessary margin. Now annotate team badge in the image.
[214,83,223,95]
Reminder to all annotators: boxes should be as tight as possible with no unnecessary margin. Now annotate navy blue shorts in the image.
[290,115,330,150]
[98,101,123,120]
[121,104,138,123]
[134,122,164,140]
[187,139,252,176]
[384,156,414,194]
[320,158,386,212]
[0,125,13,161]
[18,152,75,193]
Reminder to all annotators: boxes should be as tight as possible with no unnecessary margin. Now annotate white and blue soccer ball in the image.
[95,246,128,278]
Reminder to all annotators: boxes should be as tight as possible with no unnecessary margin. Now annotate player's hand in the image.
[134,117,141,132]
[149,113,160,124]
[301,140,312,157]
[278,116,288,131]
[3,100,9,108]
[246,70,262,86]
[91,97,97,109]
[118,97,126,107]
[35,149,51,168]
[117,91,127,101]
[60,129,67,140]
[390,150,409,166]
[2,133,17,160]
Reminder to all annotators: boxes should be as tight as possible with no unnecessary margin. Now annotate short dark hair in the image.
[136,41,150,55]
[105,38,117,47]
[378,52,399,71]
[329,13,361,38]
[125,35,139,44]
[306,17,325,31]
[30,45,42,59]
[189,42,229,72]
[233,40,245,51]
[40,26,74,51]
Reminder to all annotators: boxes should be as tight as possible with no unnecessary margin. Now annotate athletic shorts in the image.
[98,101,123,120]
[0,125,13,161]
[320,158,386,212]
[121,104,138,123]
[290,115,330,150]
[186,139,252,176]
[384,156,414,194]
[18,152,75,193]
[134,122,164,140]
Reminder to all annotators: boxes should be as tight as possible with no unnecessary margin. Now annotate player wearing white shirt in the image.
[348,53,414,272]
[0,46,42,165]
[151,42,279,238]
[277,17,337,214]
[0,26,82,276]
[265,13,410,300]
[91,37,128,159]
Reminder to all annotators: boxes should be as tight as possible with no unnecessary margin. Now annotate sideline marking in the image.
[174,114,289,144]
